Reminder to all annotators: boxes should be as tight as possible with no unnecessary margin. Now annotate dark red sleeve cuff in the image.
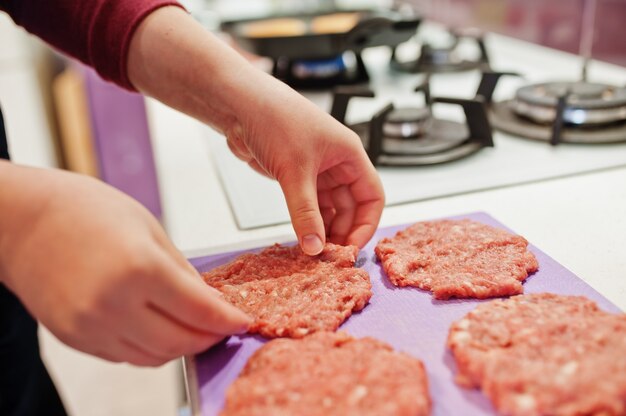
[1,0,185,91]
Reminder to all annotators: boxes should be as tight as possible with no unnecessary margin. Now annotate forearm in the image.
[0,162,57,286]
[127,6,292,137]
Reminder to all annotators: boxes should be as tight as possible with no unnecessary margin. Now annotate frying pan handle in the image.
[345,17,394,50]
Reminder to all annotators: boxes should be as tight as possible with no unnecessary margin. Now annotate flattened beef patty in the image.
[202,243,371,338]
[222,331,431,416]
[375,219,538,299]
[448,293,626,416]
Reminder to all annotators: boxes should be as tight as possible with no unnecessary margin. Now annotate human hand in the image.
[0,163,251,366]
[224,74,385,255]
[126,7,384,255]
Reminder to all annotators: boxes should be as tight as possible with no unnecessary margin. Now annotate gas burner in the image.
[330,79,494,166]
[477,71,626,145]
[513,82,626,126]
[390,28,490,74]
[274,51,368,89]
[382,107,432,139]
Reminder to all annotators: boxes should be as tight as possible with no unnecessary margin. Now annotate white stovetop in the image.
[210,30,626,229]
[146,29,626,311]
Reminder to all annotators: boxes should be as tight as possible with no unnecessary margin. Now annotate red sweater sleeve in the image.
[0,0,185,90]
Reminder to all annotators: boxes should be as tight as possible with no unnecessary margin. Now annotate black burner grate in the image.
[478,71,626,145]
[391,28,490,74]
[330,78,493,166]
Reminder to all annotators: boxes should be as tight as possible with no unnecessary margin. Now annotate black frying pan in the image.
[222,9,421,60]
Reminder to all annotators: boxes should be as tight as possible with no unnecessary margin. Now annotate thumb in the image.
[279,172,326,256]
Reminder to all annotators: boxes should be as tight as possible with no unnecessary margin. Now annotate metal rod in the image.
[582,58,590,81]
[579,0,597,80]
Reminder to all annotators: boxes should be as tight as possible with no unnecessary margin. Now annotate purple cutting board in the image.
[82,65,163,219]
[188,212,622,416]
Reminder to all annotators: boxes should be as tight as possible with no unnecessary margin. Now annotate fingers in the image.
[121,305,225,359]
[345,162,385,247]
[69,331,171,367]
[70,254,233,366]
[328,185,356,245]
[316,151,384,248]
[118,339,171,367]
[149,259,252,335]
[279,171,326,256]
[149,225,214,285]
[318,190,336,237]
[345,198,384,247]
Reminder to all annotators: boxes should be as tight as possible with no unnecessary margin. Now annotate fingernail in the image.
[302,234,324,256]
[236,314,253,334]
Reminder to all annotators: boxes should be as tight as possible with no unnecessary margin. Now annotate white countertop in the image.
[146,31,626,312]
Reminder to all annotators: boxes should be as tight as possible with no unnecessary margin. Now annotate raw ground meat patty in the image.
[448,293,626,416]
[201,243,372,338]
[375,219,538,299]
[221,331,431,416]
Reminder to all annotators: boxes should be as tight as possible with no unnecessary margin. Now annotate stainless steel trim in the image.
[512,101,626,125]
[183,355,202,416]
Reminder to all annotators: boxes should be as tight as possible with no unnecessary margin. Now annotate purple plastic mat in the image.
[83,66,162,219]
[187,212,621,416]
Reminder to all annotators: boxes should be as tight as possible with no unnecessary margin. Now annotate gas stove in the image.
[391,28,490,74]
[477,70,626,144]
[329,78,493,165]
[207,25,626,230]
